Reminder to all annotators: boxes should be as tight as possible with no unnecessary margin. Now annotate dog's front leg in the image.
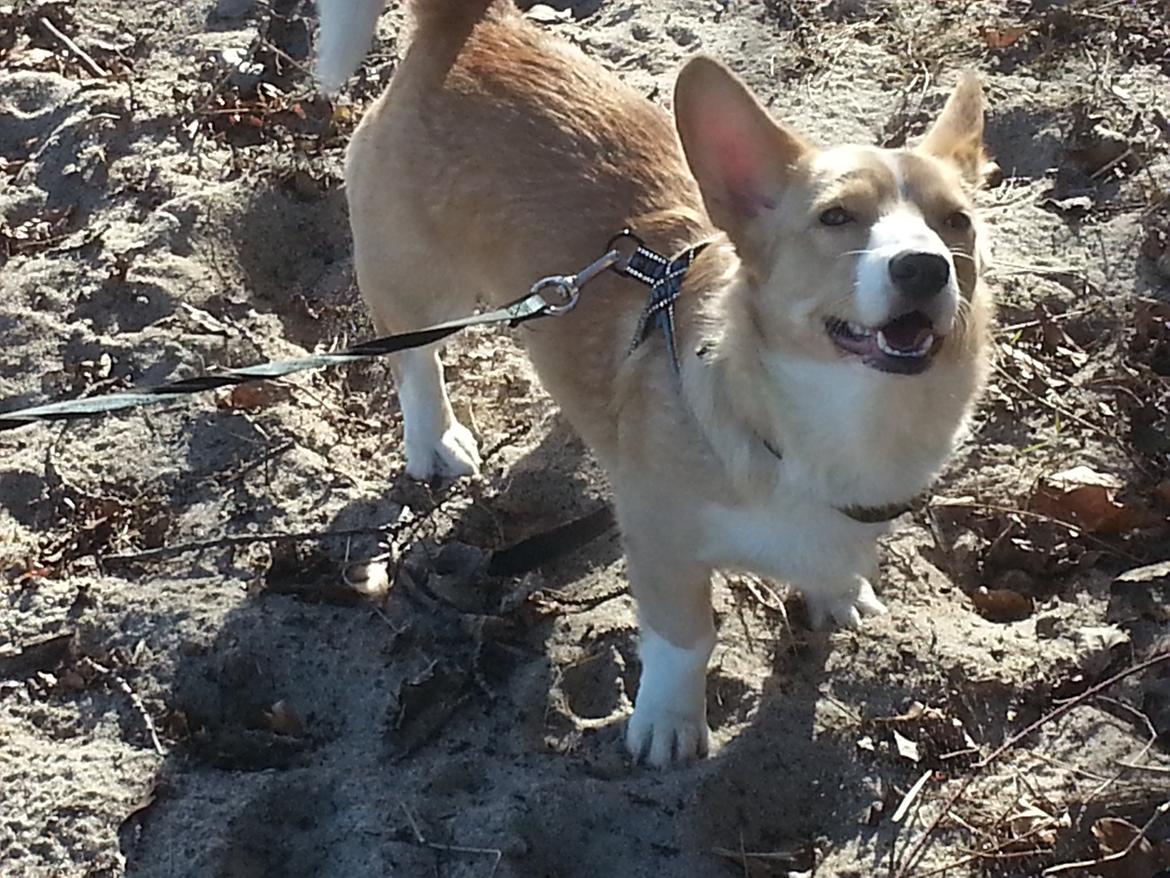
[623,547,716,768]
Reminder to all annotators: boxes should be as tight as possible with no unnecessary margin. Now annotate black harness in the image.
[610,230,710,376]
[612,231,918,526]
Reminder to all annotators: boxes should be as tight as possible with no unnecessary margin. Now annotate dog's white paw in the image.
[626,703,710,767]
[405,421,481,480]
[805,577,887,629]
[626,627,716,768]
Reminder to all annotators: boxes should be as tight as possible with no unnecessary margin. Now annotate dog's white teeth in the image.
[847,322,870,337]
[877,331,934,358]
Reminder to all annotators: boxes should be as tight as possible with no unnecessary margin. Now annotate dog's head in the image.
[675,59,991,376]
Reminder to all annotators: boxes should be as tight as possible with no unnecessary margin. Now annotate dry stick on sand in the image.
[101,525,407,564]
[80,657,165,756]
[400,802,503,877]
[39,17,109,78]
[892,650,1170,878]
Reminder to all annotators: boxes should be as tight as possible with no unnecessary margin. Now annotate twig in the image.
[399,802,502,877]
[40,17,109,78]
[892,771,933,824]
[892,650,1170,877]
[81,658,165,756]
[1115,762,1170,773]
[101,524,407,564]
[927,498,1145,562]
[1041,801,1170,876]
[992,360,1116,444]
[710,847,800,862]
[1083,695,1159,805]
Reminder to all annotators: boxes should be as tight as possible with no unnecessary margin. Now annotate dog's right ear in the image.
[674,57,811,256]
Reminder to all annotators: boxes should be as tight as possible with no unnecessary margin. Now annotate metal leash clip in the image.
[529,248,621,316]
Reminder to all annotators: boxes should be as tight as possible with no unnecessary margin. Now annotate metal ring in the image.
[605,228,644,273]
[532,277,579,316]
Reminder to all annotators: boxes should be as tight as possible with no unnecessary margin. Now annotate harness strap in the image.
[609,230,709,375]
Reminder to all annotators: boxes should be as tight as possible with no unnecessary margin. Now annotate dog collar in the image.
[609,230,710,375]
[757,426,918,523]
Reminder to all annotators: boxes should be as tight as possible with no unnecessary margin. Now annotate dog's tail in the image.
[316,0,501,94]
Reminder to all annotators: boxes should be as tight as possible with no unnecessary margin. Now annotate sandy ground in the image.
[2,1,1170,876]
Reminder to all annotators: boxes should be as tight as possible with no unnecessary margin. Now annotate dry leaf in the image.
[1031,466,1162,534]
[980,24,1029,49]
[216,382,278,410]
[1089,813,1170,877]
[264,699,305,737]
[971,586,1034,622]
[1007,799,1064,847]
[893,729,920,763]
[344,560,391,598]
[1115,560,1170,585]
[1074,625,1130,674]
[525,3,571,23]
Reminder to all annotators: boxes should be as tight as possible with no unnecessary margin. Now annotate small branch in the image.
[892,650,1170,877]
[892,770,933,824]
[81,658,165,756]
[40,17,109,78]
[399,802,502,877]
[102,525,403,564]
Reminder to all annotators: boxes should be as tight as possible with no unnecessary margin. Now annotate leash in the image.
[0,229,917,526]
[0,248,620,433]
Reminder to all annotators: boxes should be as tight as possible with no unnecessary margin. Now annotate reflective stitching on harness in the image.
[614,238,710,375]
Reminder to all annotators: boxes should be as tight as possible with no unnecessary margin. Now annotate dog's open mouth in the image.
[826,311,941,375]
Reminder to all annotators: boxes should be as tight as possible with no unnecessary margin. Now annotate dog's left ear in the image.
[919,73,988,186]
[674,57,812,258]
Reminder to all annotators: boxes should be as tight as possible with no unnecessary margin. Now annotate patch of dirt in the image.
[2,0,1169,876]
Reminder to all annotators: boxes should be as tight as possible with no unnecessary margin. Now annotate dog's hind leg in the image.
[386,342,481,480]
[356,249,482,480]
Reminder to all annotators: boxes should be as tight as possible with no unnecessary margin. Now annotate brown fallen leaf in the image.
[971,586,1034,622]
[1031,466,1163,534]
[980,24,1029,49]
[1087,814,1170,877]
[264,699,306,737]
[216,382,280,410]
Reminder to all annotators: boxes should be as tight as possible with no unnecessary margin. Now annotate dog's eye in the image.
[819,207,854,227]
[945,211,972,232]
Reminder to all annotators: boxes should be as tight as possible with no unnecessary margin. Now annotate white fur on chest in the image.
[762,355,963,507]
[697,463,884,586]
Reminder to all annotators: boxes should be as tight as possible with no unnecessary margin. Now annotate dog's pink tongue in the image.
[880,312,934,351]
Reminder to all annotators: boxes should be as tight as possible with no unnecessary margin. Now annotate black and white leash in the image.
[0,230,918,524]
[0,248,620,433]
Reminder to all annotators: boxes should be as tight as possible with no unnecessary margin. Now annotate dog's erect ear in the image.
[674,57,811,252]
[919,73,988,187]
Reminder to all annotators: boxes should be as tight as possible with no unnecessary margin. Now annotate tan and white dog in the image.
[319,0,993,767]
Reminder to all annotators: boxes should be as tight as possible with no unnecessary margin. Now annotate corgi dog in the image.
[318,0,993,767]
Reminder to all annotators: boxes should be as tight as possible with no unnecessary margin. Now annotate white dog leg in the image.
[626,625,716,767]
[394,347,480,480]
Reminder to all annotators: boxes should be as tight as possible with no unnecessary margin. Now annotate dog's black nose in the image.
[888,251,950,298]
